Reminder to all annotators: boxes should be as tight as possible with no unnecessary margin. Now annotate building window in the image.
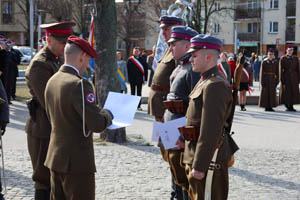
[248,23,253,32]
[269,21,278,33]
[2,1,13,24]
[269,0,279,9]
[214,24,220,34]
[215,2,220,11]
[247,0,254,9]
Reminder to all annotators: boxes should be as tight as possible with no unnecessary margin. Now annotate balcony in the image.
[286,0,296,18]
[235,5,261,20]
[286,31,295,41]
[238,32,260,41]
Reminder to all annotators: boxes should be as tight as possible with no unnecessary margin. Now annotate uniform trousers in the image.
[27,134,50,190]
[50,170,95,200]
[130,82,142,108]
[168,150,189,200]
[185,162,228,200]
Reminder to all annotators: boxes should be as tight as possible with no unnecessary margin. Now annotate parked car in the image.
[13,46,36,65]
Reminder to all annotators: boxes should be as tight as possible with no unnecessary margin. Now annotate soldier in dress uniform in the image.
[179,35,233,200]
[44,36,113,200]
[147,15,184,199]
[163,26,199,200]
[25,21,76,199]
[279,46,300,111]
[147,15,184,122]
[259,49,279,111]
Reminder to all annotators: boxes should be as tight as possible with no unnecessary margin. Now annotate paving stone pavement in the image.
[2,101,300,199]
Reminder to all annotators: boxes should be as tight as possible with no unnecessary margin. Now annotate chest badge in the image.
[86,93,95,103]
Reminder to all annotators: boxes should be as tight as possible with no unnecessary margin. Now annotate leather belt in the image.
[151,84,170,92]
[178,125,224,148]
[163,100,187,114]
[264,72,275,75]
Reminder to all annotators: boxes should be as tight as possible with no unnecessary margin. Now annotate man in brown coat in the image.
[25,21,76,199]
[259,49,279,111]
[148,15,184,122]
[147,15,184,199]
[164,26,199,200]
[180,35,233,200]
[44,36,113,200]
[279,46,300,111]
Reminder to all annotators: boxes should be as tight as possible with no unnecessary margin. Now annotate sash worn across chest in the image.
[242,68,249,81]
[218,63,227,78]
[130,56,144,75]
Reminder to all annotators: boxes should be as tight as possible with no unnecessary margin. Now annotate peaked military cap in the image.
[267,48,274,54]
[0,35,6,45]
[159,16,184,28]
[188,34,223,53]
[286,45,294,51]
[40,21,76,41]
[168,26,198,43]
[6,40,13,47]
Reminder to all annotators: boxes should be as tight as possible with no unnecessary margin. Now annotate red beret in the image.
[67,35,97,58]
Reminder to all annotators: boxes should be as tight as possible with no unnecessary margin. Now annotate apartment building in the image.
[211,0,300,56]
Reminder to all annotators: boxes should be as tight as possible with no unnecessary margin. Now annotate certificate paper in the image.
[103,92,141,129]
[152,117,186,149]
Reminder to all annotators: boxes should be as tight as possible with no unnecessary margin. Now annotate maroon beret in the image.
[67,35,97,58]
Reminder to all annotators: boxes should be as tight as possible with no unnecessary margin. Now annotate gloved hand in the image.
[0,121,7,136]
[104,109,114,120]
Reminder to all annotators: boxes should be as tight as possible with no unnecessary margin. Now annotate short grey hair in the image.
[203,49,220,62]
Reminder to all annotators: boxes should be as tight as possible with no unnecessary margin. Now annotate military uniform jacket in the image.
[164,57,201,122]
[148,47,176,118]
[183,66,233,172]
[25,46,62,138]
[44,66,112,173]
[259,58,279,108]
[279,55,300,104]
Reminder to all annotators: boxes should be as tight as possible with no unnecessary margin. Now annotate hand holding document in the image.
[152,117,186,149]
[103,92,141,129]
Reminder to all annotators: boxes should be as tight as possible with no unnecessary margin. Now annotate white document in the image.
[151,121,163,142]
[159,117,186,149]
[103,92,141,130]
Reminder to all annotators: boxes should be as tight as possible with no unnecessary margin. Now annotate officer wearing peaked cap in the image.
[279,46,300,111]
[148,15,184,122]
[179,34,233,200]
[25,21,76,200]
[44,36,113,200]
[163,25,200,200]
[259,49,279,111]
[148,16,184,164]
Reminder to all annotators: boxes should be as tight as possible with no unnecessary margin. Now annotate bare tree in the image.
[146,0,176,24]
[117,0,145,58]
[95,0,126,143]
[191,0,233,34]
[71,0,95,38]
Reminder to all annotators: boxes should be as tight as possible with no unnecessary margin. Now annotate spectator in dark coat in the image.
[127,47,148,110]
